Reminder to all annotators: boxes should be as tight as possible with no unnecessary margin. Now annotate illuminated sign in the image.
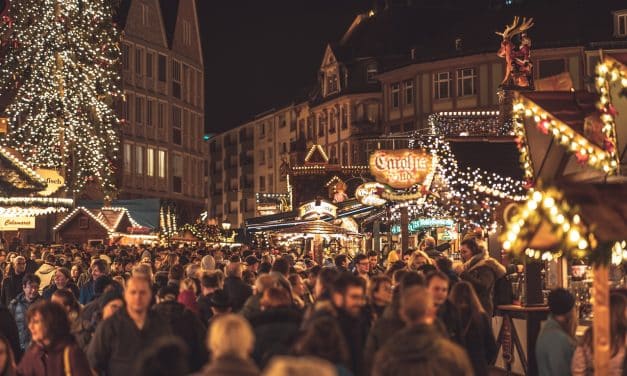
[35,169,65,196]
[369,149,434,189]
[299,200,337,219]
[0,216,36,230]
[391,218,454,234]
[355,182,387,206]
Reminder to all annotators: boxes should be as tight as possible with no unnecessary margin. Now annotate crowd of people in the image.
[0,232,625,376]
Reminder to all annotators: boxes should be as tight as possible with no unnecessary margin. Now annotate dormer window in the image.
[327,74,338,95]
[615,10,627,37]
[366,63,378,82]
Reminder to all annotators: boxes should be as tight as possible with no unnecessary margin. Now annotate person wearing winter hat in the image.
[536,288,577,376]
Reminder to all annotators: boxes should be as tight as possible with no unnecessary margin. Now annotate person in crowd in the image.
[134,337,189,376]
[426,271,464,345]
[42,267,80,300]
[200,255,216,273]
[153,285,208,372]
[293,315,352,376]
[435,256,459,285]
[245,255,260,276]
[421,236,440,259]
[197,271,224,324]
[249,286,302,368]
[78,275,118,327]
[223,261,252,312]
[168,264,184,290]
[406,250,435,274]
[367,251,384,276]
[263,356,338,376]
[241,274,278,319]
[367,275,393,321]
[0,302,20,364]
[71,264,88,289]
[178,277,200,315]
[197,313,260,376]
[449,280,497,375]
[87,275,172,375]
[372,285,473,376]
[207,289,232,324]
[17,300,92,376]
[78,259,108,305]
[328,272,369,376]
[571,293,627,376]
[1,256,27,307]
[457,236,506,316]
[9,274,41,352]
[353,254,370,283]
[34,254,57,293]
[75,289,124,351]
[536,288,577,376]
[0,333,16,376]
[50,289,81,334]
[334,254,349,272]
[312,267,339,302]
[288,273,313,307]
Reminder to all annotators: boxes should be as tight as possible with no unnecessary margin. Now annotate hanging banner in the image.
[0,216,36,230]
[355,182,387,206]
[299,200,337,219]
[369,149,434,189]
[35,169,65,196]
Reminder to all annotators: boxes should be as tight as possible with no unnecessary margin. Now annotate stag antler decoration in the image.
[497,17,534,89]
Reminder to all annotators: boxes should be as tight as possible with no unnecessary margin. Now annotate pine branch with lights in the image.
[0,0,123,195]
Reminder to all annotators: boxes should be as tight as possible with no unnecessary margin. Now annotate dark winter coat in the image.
[16,336,91,376]
[87,308,172,376]
[0,303,21,361]
[196,355,260,376]
[336,308,370,376]
[222,276,252,312]
[78,278,96,305]
[436,300,465,346]
[9,292,42,351]
[197,293,214,324]
[248,306,302,368]
[42,282,80,300]
[372,323,474,376]
[363,304,405,375]
[1,271,25,307]
[460,312,497,376]
[460,256,506,316]
[152,300,208,372]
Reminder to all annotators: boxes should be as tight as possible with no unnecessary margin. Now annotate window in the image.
[391,83,400,108]
[172,106,181,145]
[538,59,566,79]
[157,102,165,128]
[173,154,182,193]
[158,150,166,178]
[267,147,273,165]
[135,48,143,75]
[123,143,131,173]
[280,142,288,154]
[140,3,149,26]
[341,106,348,129]
[366,63,378,82]
[327,74,338,94]
[341,143,348,165]
[259,122,265,138]
[182,20,192,45]
[367,104,378,123]
[145,52,153,78]
[121,94,129,120]
[615,12,627,37]
[146,99,153,126]
[147,148,155,176]
[135,145,144,175]
[457,68,477,96]
[135,97,143,124]
[404,80,414,105]
[318,113,326,137]
[278,114,286,128]
[258,150,265,165]
[434,72,451,99]
[268,174,274,192]
[172,60,181,98]
[157,54,166,82]
[330,145,337,163]
[329,111,336,133]
[259,176,266,191]
[121,44,130,70]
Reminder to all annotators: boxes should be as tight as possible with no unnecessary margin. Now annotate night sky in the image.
[197,0,369,133]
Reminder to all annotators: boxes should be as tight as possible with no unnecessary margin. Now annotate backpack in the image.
[493,274,514,309]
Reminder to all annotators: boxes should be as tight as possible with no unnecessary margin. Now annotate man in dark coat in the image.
[372,286,473,376]
[222,261,252,312]
[248,286,302,368]
[152,286,208,372]
[87,276,172,376]
[1,255,27,306]
[79,259,108,305]
[427,271,464,345]
[196,271,222,324]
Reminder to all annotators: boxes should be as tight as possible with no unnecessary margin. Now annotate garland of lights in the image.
[177,222,222,243]
[159,204,178,239]
[430,110,512,137]
[0,0,122,195]
[53,206,140,233]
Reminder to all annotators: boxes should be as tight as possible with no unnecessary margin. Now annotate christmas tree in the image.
[0,0,122,195]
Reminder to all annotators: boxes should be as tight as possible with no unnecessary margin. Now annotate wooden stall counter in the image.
[493,304,549,376]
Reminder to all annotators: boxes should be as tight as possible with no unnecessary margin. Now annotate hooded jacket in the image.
[372,323,474,376]
[248,306,302,369]
[9,292,42,351]
[35,263,56,293]
[460,252,506,316]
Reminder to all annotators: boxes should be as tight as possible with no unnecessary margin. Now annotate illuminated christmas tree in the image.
[0,0,122,195]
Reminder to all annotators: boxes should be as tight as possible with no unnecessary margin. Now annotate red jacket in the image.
[17,337,92,376]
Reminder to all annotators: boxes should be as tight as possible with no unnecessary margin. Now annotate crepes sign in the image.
[369,149,434,189]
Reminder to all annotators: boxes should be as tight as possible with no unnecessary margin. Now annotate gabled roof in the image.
[304,145,329,164]
[53,206,141,233]
[159,0,180,48]
[0,145,46,195]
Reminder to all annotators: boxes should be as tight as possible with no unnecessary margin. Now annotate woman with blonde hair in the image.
[406,250,434,273]
[198,314,260,376]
